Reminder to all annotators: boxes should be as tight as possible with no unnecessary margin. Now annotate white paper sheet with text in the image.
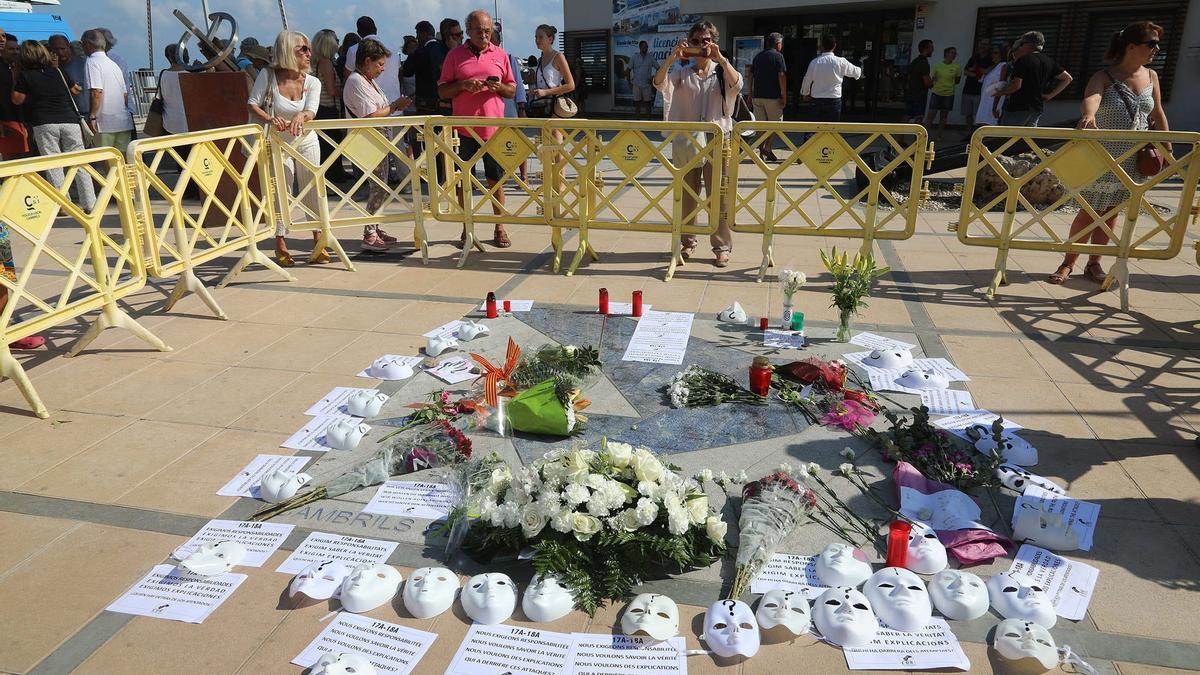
[566,634,687,674]
[106,564,246,624]
[172,519,294,567]
[867,369,926,395]
[932,411,1024,434]
[306,386,381,415]
[605,302,651,315]
[920,389,978,416]
[1007,544,1098,621]
[1014,486,1100,551]
[275,532,399,575]
[362,481,456,520]
[842,617,970,671]
[357,355,424,379]
[622,310,694,365]
[748,553,828,598]
[217,454,312,498]
[911,358,970,382]
[423,320,465,340]
[427,356,478,384]
[292,613,437,675]
[850,332,916,351]
[446,624,574,675]
[281,414,358,452]
[480,300,534,312]
[764,329,806,349]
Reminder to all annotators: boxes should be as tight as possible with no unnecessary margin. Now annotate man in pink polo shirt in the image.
[438,9,517,248]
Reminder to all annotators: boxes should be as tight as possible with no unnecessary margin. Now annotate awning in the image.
[0,11,73,41]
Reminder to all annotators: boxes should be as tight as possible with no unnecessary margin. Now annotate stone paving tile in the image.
[164,320,301,367]
[230,371,368,435]
[0,411,134,491]
[145,366,301,428]
[0,512,78,575]
[68,359,224,418]
[239,326,365,373]
[0,353,154,416]
[1106,439,1200,526]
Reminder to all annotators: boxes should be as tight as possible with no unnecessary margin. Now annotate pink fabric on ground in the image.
[893,461,1012,565]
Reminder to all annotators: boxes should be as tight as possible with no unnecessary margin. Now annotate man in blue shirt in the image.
[748,33,787,162]
[49,34,88,116]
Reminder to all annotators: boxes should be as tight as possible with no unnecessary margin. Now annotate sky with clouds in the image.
[52,0,564,70]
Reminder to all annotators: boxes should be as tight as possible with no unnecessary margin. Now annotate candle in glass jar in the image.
[599,288,609,315]
[503,300,511,313]
[749,356,772,396]
[885,520,912,569]
[632,290,643,317]
[485,292,498,319]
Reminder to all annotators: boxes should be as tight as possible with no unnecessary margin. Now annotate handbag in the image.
[1105,70,1164,177]
[715,64,756,136]
[57,67,94,147]
[142,69,169,137]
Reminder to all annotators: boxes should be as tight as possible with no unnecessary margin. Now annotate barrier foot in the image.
[566,237,597,278]
[414,226,429,265]
[217,246,298,288]
[67,303,172,358]
[666,234,683,282]
[318,232,357,272]
[1103,258,1131,312]
[986,249,1009,301]
[0,345,48,418]
[165,269,227,320]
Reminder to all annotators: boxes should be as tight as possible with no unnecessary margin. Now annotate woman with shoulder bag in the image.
[1048,21,1170,286]
[528,24,575,119]
[11,40,95,211]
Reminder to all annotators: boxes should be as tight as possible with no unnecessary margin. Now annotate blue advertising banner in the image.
[612,0,701,109]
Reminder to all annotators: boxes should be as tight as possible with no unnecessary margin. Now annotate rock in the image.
[975,152,1067,205]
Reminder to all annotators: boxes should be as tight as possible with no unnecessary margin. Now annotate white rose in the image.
[564,345,577,355]
[706,515,728,544]
[634,497,659,526]
[661,492,682,513]
[617,508,641,532]
[572,513,602,541]
[605,441,633,469]
[631,449,664,483]
[698,469,714,483]
[687,495,709,525]
[520,504,548,537]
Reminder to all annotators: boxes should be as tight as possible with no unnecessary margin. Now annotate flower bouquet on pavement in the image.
[725,470,817,599]
[667,364,766,408]
[251,419,473,521]
[866,405,1001,491]
[474,341,600,438]
[821,247,889,341]
[459,439,726,614]
[774,357,878,433]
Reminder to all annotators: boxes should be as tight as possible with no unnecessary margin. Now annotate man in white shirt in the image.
[800,33,863,123]
[627,40,657,116]
[344,16,379,80]
[82,29,133,152]
[97,28,137,117]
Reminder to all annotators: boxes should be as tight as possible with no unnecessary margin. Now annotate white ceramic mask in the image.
[458,320,490,341]
[1013,506,1080,551]
[290,560,352,601]
[338,563,403,613]
[987,572,1056,627]
[815,543,873,587]
[178,540,246,577]
[620,593,680,641]
[864,567,932,632]
[863,349,913,370]
[906,523,948,574]
[402,566,459,618]
[461,572,517,625]
[994,618,1059,670]
[521,574,576,622]
[426,335,457,357]
[717,301,748,324]
[929,569,989,621]
[704,599,761,658]
[346,390,389,418]
[326,420,370,450]
[896,368,950,390]
[369,358,414,381]
[259,470,312,503]
[755,589,810,636]
[812,586,879,647]
[995,464,1066,495]
[967,426,1038,466]
[310,652,378,675]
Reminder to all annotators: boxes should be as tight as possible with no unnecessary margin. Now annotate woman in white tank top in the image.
[530,24,575,113]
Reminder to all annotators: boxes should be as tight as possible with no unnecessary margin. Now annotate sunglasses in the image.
[1139,40,1161,49]
[688,37,713,46]
[296,45,311,53]
[450,31,464,38]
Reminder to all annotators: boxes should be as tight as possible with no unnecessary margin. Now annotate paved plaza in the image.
[1,159,1199,675]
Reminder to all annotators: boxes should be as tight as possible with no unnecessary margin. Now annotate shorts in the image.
[457,135,505,183]
[904,97,927,118]
[632,84,655,102]
[752,97,784,122]
[928,93,955,111]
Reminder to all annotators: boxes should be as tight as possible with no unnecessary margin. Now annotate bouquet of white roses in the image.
[668,364,766,408]
[779,269,807,298]
[460,439,727,615]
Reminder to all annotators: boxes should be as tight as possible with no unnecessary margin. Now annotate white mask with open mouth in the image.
[863,349,913,370]
[290,560,352,601]
[966,425,1038,466]
[864,567,932,632]
[704,599,760,658]
[896,368,950,390]
[755,589,810,636]
[995,464,1065,495]
[259,470,311,503]
[717,301,748,324]
[993,618,1059,670]
[326,420,370,450]
[177,540,246,577]
[521,574,576,622]
[338,563,403,613]
[620,593,679,641]
[1013,506,1080,551]
[987,572,1056,627]
[402,566,459,618]
[346,390,389,418]
[369,358,414,381]
[812,586,879,647]
[310,651,377,675]
[929,569,989,621]
[815,542,873,587]
[906,523,948,574]
[425,335,457,357]
[461,572,517,625]
[458,320,490,341]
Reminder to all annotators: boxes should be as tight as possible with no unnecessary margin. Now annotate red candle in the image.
[632,290,643,317]
[759,317,769,331]
[503,300,511,313]
[485,292,498,319]
[599,288,609,315]
[885,520,913,569]
[749,356,772,396]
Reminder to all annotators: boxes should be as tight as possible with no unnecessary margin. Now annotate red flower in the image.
[841,388,880,411]
[781,358,846,391]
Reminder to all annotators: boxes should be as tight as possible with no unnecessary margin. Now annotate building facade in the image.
[565,0,1198,129]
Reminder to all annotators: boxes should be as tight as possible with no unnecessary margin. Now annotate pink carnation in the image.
[821,399,876,431]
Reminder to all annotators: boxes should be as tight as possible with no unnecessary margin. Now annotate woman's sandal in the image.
[9,335,45,350]
[1084,261,1107,284]
[275,250,295,268]
[493,228,512,249]
[714,251,731,268]
[1047,264,1072,285]
[681,243,697,260]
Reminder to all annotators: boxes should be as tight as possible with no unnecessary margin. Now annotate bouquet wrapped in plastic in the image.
[508,379,589,436]
[474,342,599,438]
[726,471,817,599]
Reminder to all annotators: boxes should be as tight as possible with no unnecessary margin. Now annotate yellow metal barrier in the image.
[958,126,1200,309]
[728,122,928,281]
[128,124,294,320]
[271,117,434,271]
[0,148,169,418]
